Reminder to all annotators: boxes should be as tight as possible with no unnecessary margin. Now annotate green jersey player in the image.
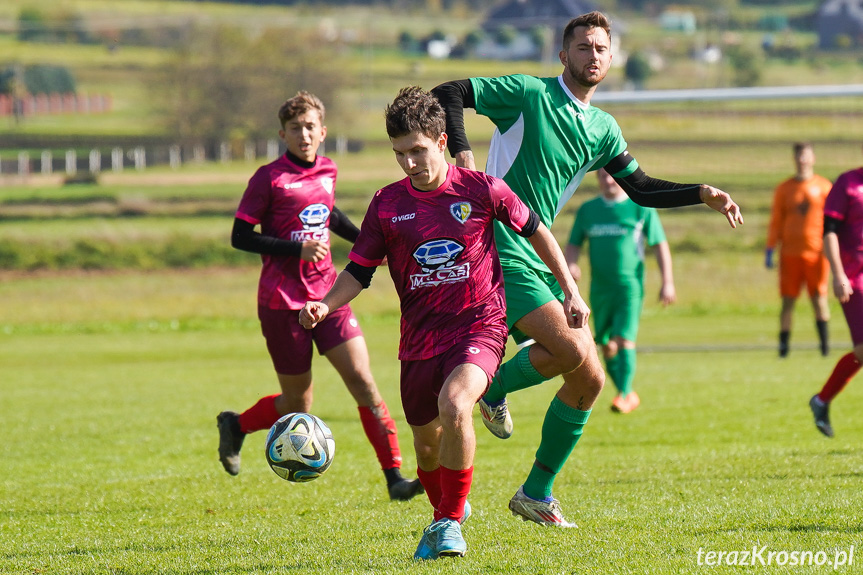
[432,10,743,527]
[567,168,676,415]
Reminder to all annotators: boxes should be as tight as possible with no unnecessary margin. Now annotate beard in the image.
[567,60,607,88]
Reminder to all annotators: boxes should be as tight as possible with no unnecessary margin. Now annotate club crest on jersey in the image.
[292,203,331,242]
[320,177,334,194]
[410,238,470,289]
[450,202,472,224]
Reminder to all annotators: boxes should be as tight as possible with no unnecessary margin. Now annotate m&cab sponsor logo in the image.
[291,203,331,242]
[410,238,470,289]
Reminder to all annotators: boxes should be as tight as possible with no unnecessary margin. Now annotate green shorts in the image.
[502,263,564,345]
[590,283,643,345]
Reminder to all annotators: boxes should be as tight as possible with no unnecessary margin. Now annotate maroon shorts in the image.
[400,331,506,427]
[841,289,863,346]
[258,304,363,375]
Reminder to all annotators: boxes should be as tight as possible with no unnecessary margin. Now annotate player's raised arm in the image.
[699,185,745,228]
[603,151,744,228]
[431,80,477,170]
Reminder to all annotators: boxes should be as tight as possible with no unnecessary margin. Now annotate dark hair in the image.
[384,86,446,140]
[793,141,813,156]
[562,11,612,50]
[278,91,325,127]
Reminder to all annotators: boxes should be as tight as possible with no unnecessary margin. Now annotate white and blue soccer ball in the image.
[265,413,335,482]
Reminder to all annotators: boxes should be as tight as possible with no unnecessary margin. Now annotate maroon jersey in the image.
[350,164,531,361]
[236,154,337,310]
[824,167,863,290]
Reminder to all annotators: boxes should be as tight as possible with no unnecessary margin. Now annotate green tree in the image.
[725,44,762,87]
[23,65,76,94]
[495,25,517,47]
[155,25,342,149]
[17,8,48,42]
[624,51,652,89]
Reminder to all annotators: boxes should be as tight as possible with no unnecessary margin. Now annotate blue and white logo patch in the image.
[299,203,331,228]
[450,202,472,224]
[410,238,470,289]
[412,238,464,271]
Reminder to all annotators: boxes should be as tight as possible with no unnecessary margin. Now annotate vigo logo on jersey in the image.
[410,238,470,289]
[291,203,331,242]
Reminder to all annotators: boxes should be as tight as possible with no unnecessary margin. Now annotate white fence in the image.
[0,135,357,178]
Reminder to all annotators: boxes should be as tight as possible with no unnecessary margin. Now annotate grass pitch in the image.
[2,267,862,574]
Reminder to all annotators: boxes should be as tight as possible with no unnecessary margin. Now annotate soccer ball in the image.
[265,413,336,482]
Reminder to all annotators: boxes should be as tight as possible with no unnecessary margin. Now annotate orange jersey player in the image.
[765,142,833,357]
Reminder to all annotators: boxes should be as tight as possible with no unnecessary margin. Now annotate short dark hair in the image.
[278,91,325,128]
[562,11,612,50]
[384,86,446,140]
[793,141,813,156]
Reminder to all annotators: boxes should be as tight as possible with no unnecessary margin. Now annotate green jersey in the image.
[568,195,666,288]
[470,74,633,271]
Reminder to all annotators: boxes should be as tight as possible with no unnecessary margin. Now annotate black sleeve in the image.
[431,79,475,157]
[604,151,703,208]
[516,210,541,238]
[345,260,376,289]
[231,217,302,257]
[329,207,360,243]
[824,215,843,235]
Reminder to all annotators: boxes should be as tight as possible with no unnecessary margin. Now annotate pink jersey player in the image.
[350,164,531,361]
[809,159,863,438]
[300,86,581,561]
[236,152,339,309]
[217,91,422,503]
[824,167,863,291]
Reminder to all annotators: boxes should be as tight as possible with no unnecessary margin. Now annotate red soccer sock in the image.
[238,394,280,434]
[437,466,473,522]
[417,466,442,514]
[819,353,862,403]
[358,402,403,470]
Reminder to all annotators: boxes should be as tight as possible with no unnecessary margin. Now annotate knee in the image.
[587,360,606,394]
[566,353,605,395]
[558,332,600,374]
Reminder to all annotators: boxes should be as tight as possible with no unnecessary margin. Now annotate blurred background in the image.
[1,0,862,290]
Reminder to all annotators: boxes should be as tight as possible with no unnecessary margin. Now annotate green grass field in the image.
[2,261,862,574]
[3,3,863,571]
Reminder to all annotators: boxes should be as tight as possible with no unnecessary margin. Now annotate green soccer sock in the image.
[484,346,549,403]
[523,397,591,500]
[604,354,622,394]
[616,348,636,396]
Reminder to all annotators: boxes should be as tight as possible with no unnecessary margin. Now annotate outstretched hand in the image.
[700,185,744,228]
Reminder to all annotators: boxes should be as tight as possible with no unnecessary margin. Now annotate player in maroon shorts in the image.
[809,148,863,437]
[217,91,422,501]
[300,86,584,560]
